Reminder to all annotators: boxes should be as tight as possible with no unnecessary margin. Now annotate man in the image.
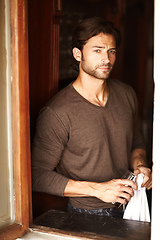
[32,17,152,218]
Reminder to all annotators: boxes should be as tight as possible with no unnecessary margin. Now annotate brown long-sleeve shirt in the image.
[32,78,145,209]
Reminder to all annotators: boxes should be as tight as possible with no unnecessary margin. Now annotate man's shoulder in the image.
[37,84,75,127]
[109,78,136,97]
[47,83,74,110]
[109,79,137,110]
[109,78,133,91]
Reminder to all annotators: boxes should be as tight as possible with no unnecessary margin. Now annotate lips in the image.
[99,67,110,70]
[98,66,111,71]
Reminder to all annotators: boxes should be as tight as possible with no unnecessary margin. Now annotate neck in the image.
[73,74,109,107]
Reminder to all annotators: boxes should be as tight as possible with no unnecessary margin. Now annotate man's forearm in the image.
[130,148,148,170]
[64,178,137,205]
[64,179,98,198]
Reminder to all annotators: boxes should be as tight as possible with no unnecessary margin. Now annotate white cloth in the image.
[123,174,150,222]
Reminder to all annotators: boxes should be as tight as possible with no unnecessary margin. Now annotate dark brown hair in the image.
[72,16,121,51]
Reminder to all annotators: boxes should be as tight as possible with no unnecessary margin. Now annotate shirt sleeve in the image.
[31,106,70,197]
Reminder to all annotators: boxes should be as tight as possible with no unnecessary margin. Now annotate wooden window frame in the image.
[0,0,32,238]
[0,0,62,238]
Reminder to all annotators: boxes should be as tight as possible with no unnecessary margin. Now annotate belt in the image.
[68,203,124,215]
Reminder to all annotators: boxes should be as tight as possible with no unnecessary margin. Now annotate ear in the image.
[72,47,81,62]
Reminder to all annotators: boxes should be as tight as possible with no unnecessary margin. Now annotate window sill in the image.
[29,209,151,240]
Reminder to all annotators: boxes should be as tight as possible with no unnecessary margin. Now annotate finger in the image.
[144,179,152,189]
[141,175,150,187]
[115,196,127,205]
[121,185,134,197]
[142,172,152,188]
[120,179,137,190]
[147,182,152,190]
[120,191,133,202]
[134,168,140,176]
[148,183,152,190]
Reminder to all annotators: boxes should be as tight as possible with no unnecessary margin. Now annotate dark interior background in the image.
[28,0,154,219]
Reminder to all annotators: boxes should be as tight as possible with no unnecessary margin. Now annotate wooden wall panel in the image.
[28,0,66,219]
[28,0,62,140]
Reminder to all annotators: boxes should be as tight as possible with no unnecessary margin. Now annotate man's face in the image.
[80,33,116,80]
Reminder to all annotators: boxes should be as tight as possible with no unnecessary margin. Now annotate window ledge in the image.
[28,209,151,240]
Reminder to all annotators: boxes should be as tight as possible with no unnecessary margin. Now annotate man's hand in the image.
[92,179,137,205]
[130,148,152,190]
[134,166,152,190]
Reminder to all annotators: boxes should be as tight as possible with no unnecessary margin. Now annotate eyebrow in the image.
[92,46,105,49]
[92,46,116,50]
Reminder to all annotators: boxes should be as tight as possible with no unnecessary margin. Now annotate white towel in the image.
[123,173,150,222]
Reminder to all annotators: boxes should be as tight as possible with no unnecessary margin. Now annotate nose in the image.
[102,53,110,64]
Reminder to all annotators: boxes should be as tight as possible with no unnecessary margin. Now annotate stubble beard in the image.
[81,53,113,80]
[81,62,113,80]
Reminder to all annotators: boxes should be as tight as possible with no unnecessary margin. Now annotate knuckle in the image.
[116,179,121,184]
[118,185,124,192]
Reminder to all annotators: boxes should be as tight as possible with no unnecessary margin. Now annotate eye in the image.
[108,50,116,54]
[94,49,101,53]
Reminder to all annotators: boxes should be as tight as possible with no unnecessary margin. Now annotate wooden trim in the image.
[11,0,32,225]
[50,0,62,97]
[0,224,24,240]
[0,0,31,238]
[53,0,62,16]
[50,19,61,96]
[31,225,103,240]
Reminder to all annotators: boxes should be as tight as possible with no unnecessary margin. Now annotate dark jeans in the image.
[68,203,124,218]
